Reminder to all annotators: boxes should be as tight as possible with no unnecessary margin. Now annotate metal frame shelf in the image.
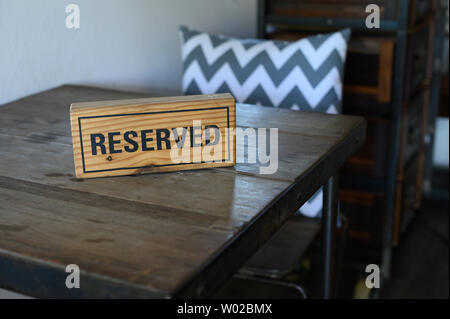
[256,0,441,281]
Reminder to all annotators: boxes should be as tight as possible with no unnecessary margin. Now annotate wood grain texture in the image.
[267,0,399,20]
[0,85,365,298]
[70,94,236,178]
[377,41,394,103]
[267,0,436,27]
[0,180,232,296]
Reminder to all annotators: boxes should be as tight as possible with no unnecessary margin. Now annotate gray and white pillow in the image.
[179,26,350,114]
[179,26,350,218]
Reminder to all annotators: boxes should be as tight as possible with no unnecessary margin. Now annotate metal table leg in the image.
[321,175,338,299]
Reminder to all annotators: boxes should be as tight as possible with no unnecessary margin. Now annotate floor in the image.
[380,197,449,298]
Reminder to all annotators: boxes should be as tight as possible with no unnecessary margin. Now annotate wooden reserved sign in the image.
[70,94,236,179]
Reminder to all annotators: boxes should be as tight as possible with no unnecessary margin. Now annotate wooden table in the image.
[0,86,365,298]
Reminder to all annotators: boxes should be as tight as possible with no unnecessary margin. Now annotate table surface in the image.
[0,86,365,298]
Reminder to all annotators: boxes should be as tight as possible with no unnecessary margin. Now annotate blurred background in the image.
[0,0,448,298]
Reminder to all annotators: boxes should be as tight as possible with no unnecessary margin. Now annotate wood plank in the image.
[236,103,363,137]
[0,99,72,146]
[0,85,150,107]
[267,0,398,20]
[70,94,236,178]
[344,84,379,96]
[227,130,344,181]
[0,183,232,297]
[0,134,289,231]
[70,93,236,110]
[1,86,362,139]
[0,120,363,205]
[377,41,394,103]
[230,105,366,182]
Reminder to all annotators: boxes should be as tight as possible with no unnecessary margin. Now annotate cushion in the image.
[179,26,351,218]
[179,26,351,113]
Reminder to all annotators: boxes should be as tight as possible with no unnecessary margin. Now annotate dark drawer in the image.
[339,189,385,248]
[342,91,425,179]
[267,0,398,20]
[266,0,435,26]
[345,37,395,104]
[341,117,390,178]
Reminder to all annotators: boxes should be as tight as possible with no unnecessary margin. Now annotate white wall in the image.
[0,0,257,105]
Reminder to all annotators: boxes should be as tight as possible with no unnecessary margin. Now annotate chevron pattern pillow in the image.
[179,26,351,113]
[179,27,350,218]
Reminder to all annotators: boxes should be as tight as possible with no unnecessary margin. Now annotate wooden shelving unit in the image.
[257,0,447,278]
